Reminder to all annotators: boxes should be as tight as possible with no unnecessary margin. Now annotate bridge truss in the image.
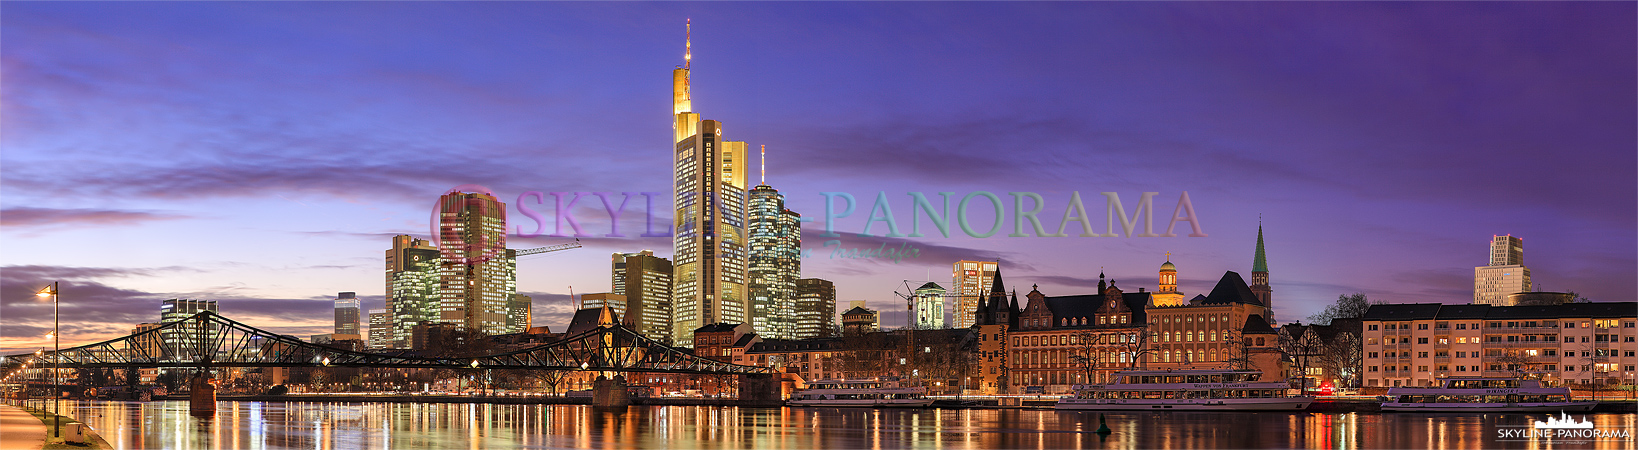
[1,311,769,375]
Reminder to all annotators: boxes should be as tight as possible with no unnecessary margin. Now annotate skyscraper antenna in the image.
[760,144,766,184]
[685,19,692,71]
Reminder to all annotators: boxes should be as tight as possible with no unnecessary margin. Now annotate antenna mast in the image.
[685,19,692,71]
[760,144,766,184]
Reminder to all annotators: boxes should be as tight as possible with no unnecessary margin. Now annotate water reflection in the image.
[57,400,1635,449]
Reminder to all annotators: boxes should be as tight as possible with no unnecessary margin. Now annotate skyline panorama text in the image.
[438,186,1208,243]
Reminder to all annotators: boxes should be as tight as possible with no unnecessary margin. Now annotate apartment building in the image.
[1362,302,1636,388]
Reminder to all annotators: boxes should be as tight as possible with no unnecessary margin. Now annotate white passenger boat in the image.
[1381,377,1596,412]
[1055,369,1313,411]
[787,379,934,408]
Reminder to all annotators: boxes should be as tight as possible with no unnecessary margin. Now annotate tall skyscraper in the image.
[581,293,628,313]
[1475,234,1531,306]
[912,282,946,330]
[130,322,162,361]
[507,294,532,333]
[1489,234,1524,266]
[1250,225,1272,321]
[387,235,441,348]
[746,159,801,340]
[366,309,391,348]
[159,299,217,360]
[952,260,999,328]
[437,191,518,335]
[613,251,675,344]
[671,22,751,347]
[794,278,836,339]
[334,292,360,335]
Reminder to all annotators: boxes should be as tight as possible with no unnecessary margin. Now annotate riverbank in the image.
[6,403,112,450]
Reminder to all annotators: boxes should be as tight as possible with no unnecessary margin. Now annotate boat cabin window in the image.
[1446,379,1519,389]
[1219,372,1260,382]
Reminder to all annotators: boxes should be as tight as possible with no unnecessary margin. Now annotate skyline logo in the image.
[1533,411,1594,429]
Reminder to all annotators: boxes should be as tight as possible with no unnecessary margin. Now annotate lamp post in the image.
[35,282,59,438]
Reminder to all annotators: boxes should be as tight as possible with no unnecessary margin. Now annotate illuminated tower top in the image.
[672,19,693,116]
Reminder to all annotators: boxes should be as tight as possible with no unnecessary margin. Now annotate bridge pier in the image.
[738,373,781,407]
[189,372,216,415]
[592,375,629,408]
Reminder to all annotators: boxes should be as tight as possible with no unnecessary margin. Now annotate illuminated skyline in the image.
[1,3,1633,354]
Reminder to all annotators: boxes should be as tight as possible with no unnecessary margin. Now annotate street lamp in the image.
[35,281,59,438]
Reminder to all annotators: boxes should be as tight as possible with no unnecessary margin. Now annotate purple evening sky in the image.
[1,2,1633,354]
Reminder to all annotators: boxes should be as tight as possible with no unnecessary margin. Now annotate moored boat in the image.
[1055,369,1313,411]
[1380,377,1596,412]
[788,379,934,408]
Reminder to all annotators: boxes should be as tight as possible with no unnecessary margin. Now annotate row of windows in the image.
[1159,314,1228,324]
[1011,333,1139,347]
[1369,335,1636,345]
[1371,364,1637,374]
[1376,349,1635,358]
[1371,321,1636,331]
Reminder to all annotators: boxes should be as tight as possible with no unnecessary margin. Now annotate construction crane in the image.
[514,238,582,257]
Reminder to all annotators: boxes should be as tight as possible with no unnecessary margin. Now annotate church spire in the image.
[1250,222,1273,321]
[1253,223,1268,273]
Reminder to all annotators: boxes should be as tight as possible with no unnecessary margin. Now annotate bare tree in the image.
[1113,330,1155,369]
[309,368,331,392]
[1222,328,1255,371]
[1068,329,1103,382]
[123,368,141,388]
[510,369,568,395]
[1495,351,1543,381]
[902,330,973,392]
[1280,327,1325,393]
[837,332,891,379]
[1319,332,1364,388]
[1307,293,1375,326]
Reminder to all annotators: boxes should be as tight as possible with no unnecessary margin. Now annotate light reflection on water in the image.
[58,400,1635,449]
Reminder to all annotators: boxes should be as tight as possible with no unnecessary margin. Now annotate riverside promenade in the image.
[0,404,45,450]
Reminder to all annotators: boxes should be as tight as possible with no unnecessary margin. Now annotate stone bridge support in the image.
[189,372,216,415]
[738,373,782,407]
[593,375,629,408]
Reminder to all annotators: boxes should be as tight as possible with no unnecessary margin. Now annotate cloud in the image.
[0,264,343,354]
[0,207,185,228]
[798,228,1034,272]
[1,268,170,353]
[520,291,577,332]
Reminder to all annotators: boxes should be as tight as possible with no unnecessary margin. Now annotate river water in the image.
[57,400,1636,449]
